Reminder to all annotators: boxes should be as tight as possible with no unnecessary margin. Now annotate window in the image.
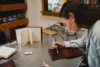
[41,0,100,16]
[48,0,64,12]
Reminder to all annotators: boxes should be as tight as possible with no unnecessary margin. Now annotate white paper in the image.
[29,28,42,42]
[42,62,49,67]
[16,28,28,45]
[16,27,42,46]
[29,29,33,45]
[0,46,17,58]
[21,28,29,46]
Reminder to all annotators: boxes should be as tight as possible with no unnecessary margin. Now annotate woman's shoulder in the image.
[94,20,100,26]
[92,20,100,38]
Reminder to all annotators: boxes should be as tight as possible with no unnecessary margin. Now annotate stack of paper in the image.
[0,46,17,58]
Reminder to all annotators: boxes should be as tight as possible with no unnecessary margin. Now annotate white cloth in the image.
[64,33,86,47]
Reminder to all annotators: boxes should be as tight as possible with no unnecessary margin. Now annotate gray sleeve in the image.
[64,31,87,47]
[88,21,100,67]
[92,20,100,56]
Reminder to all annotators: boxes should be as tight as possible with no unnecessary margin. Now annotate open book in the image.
[0,46,17,59]
[16,27,42,46]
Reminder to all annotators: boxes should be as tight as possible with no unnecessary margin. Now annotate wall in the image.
[26,0,59,28]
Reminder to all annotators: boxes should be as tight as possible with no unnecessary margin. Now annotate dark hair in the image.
[60,2,100,28]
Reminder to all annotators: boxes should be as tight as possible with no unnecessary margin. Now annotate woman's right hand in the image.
[52,41,65,47]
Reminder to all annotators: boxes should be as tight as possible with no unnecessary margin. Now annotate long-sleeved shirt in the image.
[64,20,100,67]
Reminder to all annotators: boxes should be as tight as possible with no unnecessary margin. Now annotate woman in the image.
[55,1,100,67]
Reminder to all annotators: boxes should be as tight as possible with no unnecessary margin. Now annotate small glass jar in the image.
[2,17,7,23]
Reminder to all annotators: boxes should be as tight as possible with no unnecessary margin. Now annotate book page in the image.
[29,27,42,43]
[16,28,29,45]
[20,28,29,46]
[0,46,17,58]
[29,29,33,45]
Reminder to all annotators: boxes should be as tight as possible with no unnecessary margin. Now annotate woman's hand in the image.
[52,41,65,47]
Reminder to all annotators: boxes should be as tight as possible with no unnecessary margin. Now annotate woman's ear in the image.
[68,13,75,20]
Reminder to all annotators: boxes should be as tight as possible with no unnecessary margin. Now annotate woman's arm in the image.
[64,32,87,48]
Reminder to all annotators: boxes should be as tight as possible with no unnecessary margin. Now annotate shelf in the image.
[41,11,60,17]
[0,3,27,11]
[0,18,29,31]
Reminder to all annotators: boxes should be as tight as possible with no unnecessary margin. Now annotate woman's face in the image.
[59,17,80,32]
